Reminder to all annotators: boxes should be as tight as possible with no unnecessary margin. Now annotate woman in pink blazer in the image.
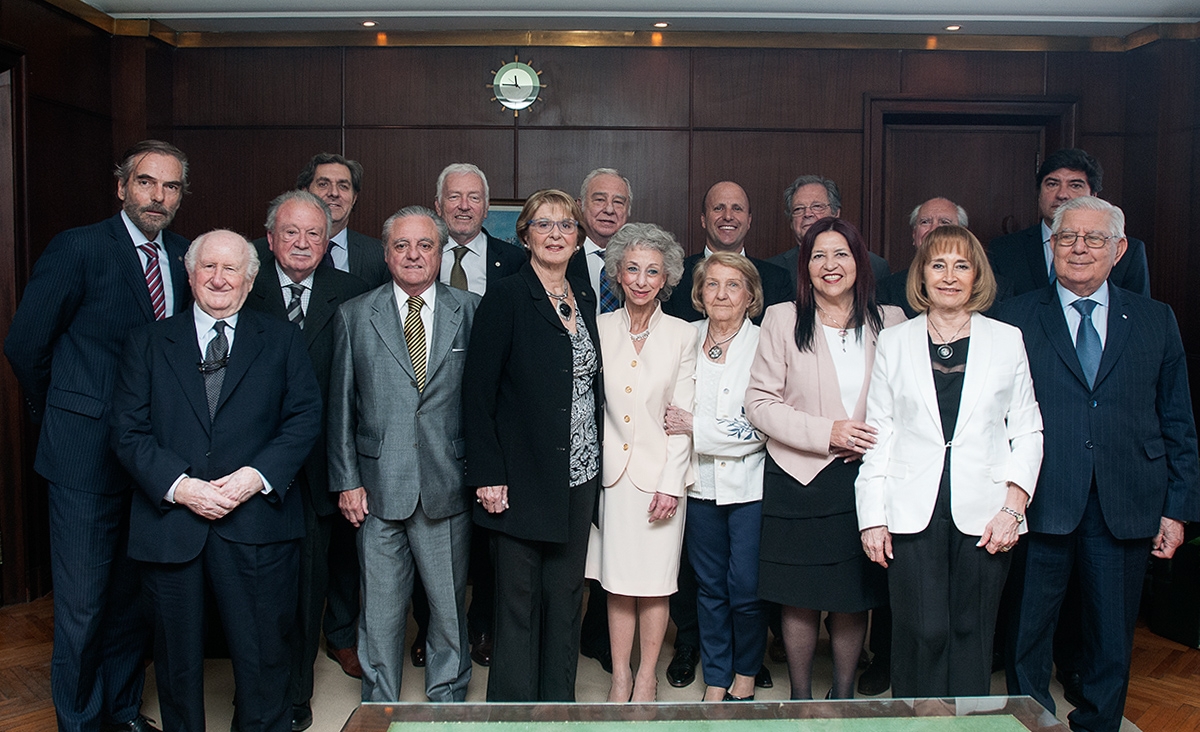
[745,218,905,699]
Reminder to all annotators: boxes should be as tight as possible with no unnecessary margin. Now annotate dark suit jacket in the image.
[464,263,603,543]
[663,252,794,325]
[988,223,1151,299]
[252,228,389,289]
[994,285,1199,539]
[768,246,890,293]
[110,307,323,563]
[244,265,370,516]
[4,213,191,492]
[485,232,527,286]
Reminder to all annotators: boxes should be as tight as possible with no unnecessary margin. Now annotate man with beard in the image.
[5,140,193,732]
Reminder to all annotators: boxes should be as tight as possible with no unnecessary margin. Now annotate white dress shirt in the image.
[122,210,176,316]
[275,262,314,320]
[583,237,606,312]
[1057,280,1110,347]
[328,228,350,272]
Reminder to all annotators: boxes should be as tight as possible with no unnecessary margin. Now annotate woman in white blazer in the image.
[855,225,1043,698]
[663,252,767,702]
[585,223,696,702]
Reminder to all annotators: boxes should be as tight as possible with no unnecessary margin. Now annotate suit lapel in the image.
[520,266,568,333]
[907,315,943,432]
[1093,286,1129,390]
[424,283,463,387]
[1022,227,1050,292]
[954,313,989,437]
[810,319,850,420]
[369,287,417,382]
[213,310,264,417]
[164,311,212,433]
[1037,286,1090,390]
[163,232,192,315]
[110,215,158,322]
[852,319,882,420]
[304,268,340,349]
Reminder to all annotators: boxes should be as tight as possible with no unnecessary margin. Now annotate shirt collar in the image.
[1056,279,1109,311]
[330,228,348,248]
[703,246,746,258]
[193,302,240,334]
[394,281,437,311]
[275,261,315,289]
[445,230,486,255]
[121,210,164,248]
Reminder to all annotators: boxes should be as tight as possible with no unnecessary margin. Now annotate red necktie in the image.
[138,242,166,320]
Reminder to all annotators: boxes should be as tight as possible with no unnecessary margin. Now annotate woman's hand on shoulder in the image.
[647,491,678,523]
[476,485,509,514]
[860,525,893,568]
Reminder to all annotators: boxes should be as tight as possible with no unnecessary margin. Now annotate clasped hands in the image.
[174,466,263,520]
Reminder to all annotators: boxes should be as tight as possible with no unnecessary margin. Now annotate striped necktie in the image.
[138,242,167,320]
[286,283,305,328]
[404,296,427,391]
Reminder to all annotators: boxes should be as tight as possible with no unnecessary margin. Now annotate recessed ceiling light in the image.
[653,22,669,28]
[945,24,961,31]
[362,20,377,28]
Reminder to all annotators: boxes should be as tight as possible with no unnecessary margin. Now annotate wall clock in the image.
[489,57,543,116]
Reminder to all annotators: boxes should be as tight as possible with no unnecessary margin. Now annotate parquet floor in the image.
[3,593,1199,731]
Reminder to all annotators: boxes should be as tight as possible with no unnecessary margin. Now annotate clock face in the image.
[493,62,540,110]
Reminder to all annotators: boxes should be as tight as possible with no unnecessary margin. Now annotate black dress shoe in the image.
[580,641,614,674]
[410,638,427,667]
[102,716,161,732]
[666,644,700,688]
[755,664,773,689]
[470,631,493,666]
[723,691,754,701]
[1058,671,1085,708]
[292,703,313,732]
[856,656,890,696]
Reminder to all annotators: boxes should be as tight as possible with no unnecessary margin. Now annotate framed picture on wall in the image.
[482,199,524,247]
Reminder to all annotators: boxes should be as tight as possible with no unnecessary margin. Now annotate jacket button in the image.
[631,360,637,367]
[1085,440,1093,449]
[720,461,726,467]
[624,415,630,423]
[625,386,632,393]
[623,443,629,451]
[1090,400,1098,408]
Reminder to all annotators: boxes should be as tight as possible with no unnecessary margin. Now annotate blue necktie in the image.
[595,250,619,313]
[1072,298,1101,389]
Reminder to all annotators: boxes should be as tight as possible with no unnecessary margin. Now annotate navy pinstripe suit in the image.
[995,283,1199,732]
[4,212,190,731]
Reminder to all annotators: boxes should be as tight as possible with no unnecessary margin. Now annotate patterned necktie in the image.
[286,283,305,328]
[322,241,336,269]
[450,245,470,291]
[1071,298,1101,389]
[595,249,619,313]
[404,296,427,392]
[138,242,167,320]
[204,320,228,419]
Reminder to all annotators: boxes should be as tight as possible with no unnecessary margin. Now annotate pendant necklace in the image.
[816,303,850,352]
[705,322,742,360]
[929,316,969,360]
[546,283,573,321]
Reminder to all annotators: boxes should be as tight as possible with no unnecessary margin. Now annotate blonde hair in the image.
[906,225,997,314]
[690,251,763,319]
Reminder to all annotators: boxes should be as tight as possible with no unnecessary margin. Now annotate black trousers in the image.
[487,477,597,701]
[889,473,1012,698]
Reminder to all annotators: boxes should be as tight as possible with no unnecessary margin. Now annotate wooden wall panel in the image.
[515,129,690,243]
[2,0,110,115]
[169,128,344,241]
[173,48,342,127]
[1046,52,1125,135]
[348,128,516,241]
[690,131,862,259]
[901,51,1045,96]
[693,49,900,131]
[518,48,691,129]
[345,47,516,128]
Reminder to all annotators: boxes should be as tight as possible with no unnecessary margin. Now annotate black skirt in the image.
[758,454,886,612]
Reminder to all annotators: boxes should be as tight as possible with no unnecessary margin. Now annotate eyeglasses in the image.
[791,203,830,218]
[528,218,578,234]
[1054,231,1116,248]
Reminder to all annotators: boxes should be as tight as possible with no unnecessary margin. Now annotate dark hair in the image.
[1037,149,1102,195]
[114,140,189,193]
[295,153,365,193]
[792,217,883,353]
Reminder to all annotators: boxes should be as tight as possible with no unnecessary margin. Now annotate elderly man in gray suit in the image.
[328,205,479,702]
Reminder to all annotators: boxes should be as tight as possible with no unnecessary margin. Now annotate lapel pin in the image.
[1122,314,1128,319]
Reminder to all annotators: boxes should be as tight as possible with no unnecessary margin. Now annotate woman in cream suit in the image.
[586,222,696,703]
[664,252,767,702]
[856,225,1043,698]
[745,217,904,700]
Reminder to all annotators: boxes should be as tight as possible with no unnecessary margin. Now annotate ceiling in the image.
[80,0,1200,38]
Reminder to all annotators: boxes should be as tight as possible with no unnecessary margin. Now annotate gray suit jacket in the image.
[328,282,480,521]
